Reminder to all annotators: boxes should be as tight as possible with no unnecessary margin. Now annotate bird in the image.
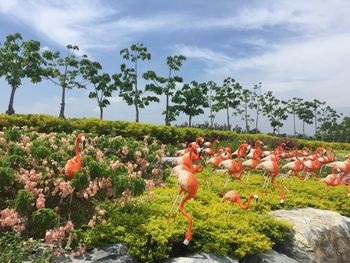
[202,139,219,156]
[256,151,285,204]
[65,133,86,180]
[221,190,258,210]
[173,142,201,167]
[205,147,230,167]
[320,168,342,187]
[282,151,305,180]
[219,143,249,195]
[303,147,326,180]
[246,140,264,159]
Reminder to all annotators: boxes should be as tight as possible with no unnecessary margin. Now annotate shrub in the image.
[30,208,58,238]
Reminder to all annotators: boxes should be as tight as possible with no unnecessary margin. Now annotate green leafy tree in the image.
[317,105,341,141]
[250,82,263,131]
[0,33,42,115]
[207,81,218,129]
[143,55,186,125]
[118,43,158,122]
[296,101,314,137]
[238,88,254,133]
[171,81,209,127]
[80,59,118,120]
[261,92,288,134]
[42,45,86,118]
[310,99,326,136]
[339,116,350,142]
[285,97,303,136]
[212,77,241,130]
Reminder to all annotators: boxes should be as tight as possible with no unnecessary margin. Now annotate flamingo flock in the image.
[167,137,350,245]
[63,133,350,246]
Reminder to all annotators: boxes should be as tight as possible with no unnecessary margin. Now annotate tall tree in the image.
[80,59,118,120]
[207,81,217,129]
[286,97,303,136]
[296,101,314,137]
[119,43,157,122]
[171,81,209,127]
[311,99,326,136]
[317,105,341,141]
[212,77,241,130]
[261,92,287,134]
[238,88,254,133]
[42,45,86,118]
[0,33,42,115]
[143,54,186,125]
[251,82,262,131]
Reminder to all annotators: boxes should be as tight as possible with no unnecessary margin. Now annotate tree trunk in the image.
[226,104,230,130]
[59,86,66,118]
[314,109,317,136]
[245,103,248,133]
[134,102,139,123]
[303,121,305,137]
[134,60,139,123]
[255,110,259,131]
[165,94,169,126]
[188,116,192,128]
[100,107,103,120]
[293,113,296,136]
[6,86,17,115]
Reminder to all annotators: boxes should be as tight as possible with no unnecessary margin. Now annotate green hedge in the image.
[1,114,349,150]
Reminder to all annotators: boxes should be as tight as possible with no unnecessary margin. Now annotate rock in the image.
[54,243,136,263]
[164,252,239,263]
[272,208,350,263]
[162,157,177,164]
[242,250,299,263]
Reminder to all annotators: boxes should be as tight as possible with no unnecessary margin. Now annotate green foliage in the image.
[4,127,21,142]
[31,139,52,160]
[172,81,209,127]
[111,172,129,197]
[30,208,58,238]
[0,167,15,190]
[0,232,53,263]
[14,189,35,215]
[1,114,350,149]
[130,177,145,196]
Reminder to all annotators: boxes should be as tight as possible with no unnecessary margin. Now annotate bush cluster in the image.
[1,114,350,150]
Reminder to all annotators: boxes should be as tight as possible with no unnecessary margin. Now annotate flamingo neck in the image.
[237,195,253,209]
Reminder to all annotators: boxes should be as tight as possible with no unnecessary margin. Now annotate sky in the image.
[0,0,350,135]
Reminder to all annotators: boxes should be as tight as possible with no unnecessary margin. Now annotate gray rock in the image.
[54,243,136,263]
[162,157,177,164]
[242,250,299,263]
[272,208,350,263]
[164,252,238,263]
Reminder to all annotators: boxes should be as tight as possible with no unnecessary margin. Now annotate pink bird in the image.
[221,190,258,210]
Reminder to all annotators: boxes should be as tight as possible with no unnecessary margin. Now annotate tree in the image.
[143,55,186,125]
[0,33,42,115]
[261,92,288,134]
[80,59,118,120]
[118,43,158,122]
[296,101,314,137]
[212,77,241,130]
[317,105,341,141]
[207,81,217,129]
[238,88,254,133]
[310,99,326,136]
[171,81,209,127]
[42,45,86,118]
[285,97,303,136]
[250,82,262,131]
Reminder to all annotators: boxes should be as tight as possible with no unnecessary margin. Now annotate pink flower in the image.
[36,193,46,209]
[134,151,142,159]
[145,180,155,191]
[152,168,160,177]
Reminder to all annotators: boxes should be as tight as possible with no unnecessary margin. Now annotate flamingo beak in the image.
[221,197,225,202]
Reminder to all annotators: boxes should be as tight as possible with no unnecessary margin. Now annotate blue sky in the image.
[0,0,349,135]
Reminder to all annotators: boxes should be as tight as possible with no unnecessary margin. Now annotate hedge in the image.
[0,114,349,150]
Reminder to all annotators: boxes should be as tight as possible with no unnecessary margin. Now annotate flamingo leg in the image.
[167,185,181,221]
[272,176,285,204]
[222,175,231,196]
[178,194,192,245]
